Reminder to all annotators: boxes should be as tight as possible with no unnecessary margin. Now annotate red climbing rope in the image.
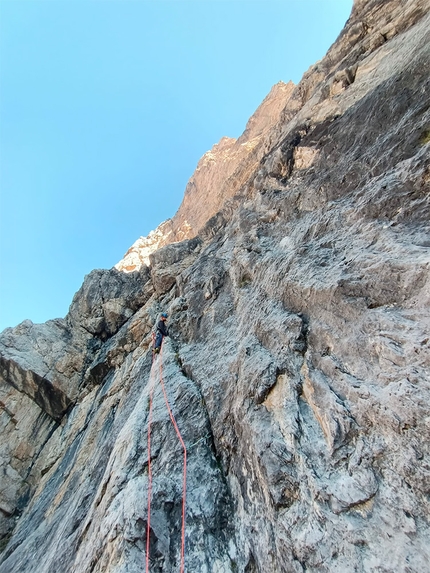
[158,344,187,573]
[145,354,156,573]
[146,342,187,573]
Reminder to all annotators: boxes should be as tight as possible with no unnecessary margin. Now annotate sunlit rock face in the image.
[115,81,296,273]
[1,1,430,571]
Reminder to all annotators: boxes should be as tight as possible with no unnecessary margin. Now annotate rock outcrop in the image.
[115,81,296,272]
[1,0,430,571]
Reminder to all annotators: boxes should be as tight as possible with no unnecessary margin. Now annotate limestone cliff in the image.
[115,81,295,271]
[1,1,430,572]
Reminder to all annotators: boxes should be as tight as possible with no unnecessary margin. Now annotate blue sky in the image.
[0,0,352,331]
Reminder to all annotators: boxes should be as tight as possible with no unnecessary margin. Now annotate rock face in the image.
[1,1,430,571]
[115,81,296,272]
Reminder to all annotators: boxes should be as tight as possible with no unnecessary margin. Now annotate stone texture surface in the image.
[115,81,296,273]
[1,1,430,571]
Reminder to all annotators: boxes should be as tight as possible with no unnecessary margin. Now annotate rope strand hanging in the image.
[145,361,155,573]
[146,343,187,573]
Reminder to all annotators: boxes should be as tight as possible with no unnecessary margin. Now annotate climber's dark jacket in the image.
[154,320,169,350]
[157,320,169,337]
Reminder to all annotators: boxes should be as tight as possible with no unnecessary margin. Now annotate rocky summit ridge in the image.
[1,1,430,571]
[115,80,295,272]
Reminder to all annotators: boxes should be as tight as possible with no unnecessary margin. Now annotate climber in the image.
[152,312,169,354]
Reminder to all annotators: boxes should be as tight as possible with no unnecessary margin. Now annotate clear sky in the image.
[0,0,353,331]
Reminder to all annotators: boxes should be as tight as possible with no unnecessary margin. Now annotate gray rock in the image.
[67,266,152,338]
[1,1,430,571]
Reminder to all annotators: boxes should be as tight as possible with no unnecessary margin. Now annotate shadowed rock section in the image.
[0,356,72,420]
[1,0,430,571]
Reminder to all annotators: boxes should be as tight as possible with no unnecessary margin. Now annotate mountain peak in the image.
[116,79,296,272]
[2,1,430,571]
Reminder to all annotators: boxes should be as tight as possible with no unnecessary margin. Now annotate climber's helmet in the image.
[161,312,168,320]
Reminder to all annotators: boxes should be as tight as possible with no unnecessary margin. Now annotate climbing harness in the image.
[146,343,187,573]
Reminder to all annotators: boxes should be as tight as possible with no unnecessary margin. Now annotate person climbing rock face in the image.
[153,312,169,354]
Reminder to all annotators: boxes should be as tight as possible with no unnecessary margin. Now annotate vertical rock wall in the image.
[1,1,430,571]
